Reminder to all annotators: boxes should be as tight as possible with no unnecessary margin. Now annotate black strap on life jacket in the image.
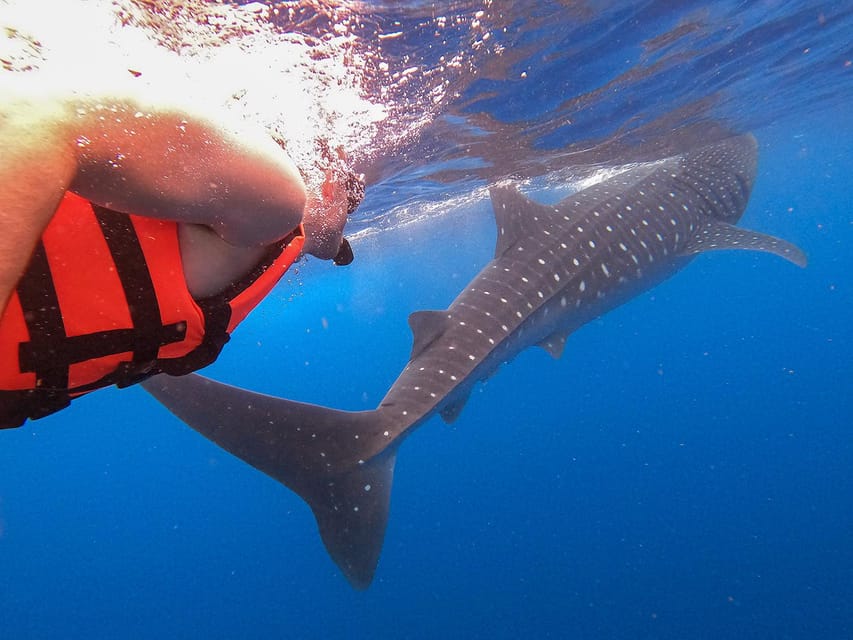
[1,206,191,427]
[2,241,72,424]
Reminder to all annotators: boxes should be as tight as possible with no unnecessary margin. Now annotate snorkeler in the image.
[0,72,364,428]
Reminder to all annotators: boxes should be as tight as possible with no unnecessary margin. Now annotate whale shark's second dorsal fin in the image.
[682,220,807,267]
[408,310,451,359]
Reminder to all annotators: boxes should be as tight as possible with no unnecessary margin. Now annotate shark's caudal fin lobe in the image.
[307,447,396,590]
[682,220,807,267]
[141,373,393,589]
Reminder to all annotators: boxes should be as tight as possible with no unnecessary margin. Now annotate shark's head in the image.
[671,133,806,268]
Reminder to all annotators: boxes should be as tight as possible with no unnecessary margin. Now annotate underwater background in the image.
[0,1,851,638]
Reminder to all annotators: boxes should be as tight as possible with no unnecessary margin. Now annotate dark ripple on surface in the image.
[136,1,853,222]
[317,1,852,215]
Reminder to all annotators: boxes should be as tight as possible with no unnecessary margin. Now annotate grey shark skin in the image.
[142,134,805,589]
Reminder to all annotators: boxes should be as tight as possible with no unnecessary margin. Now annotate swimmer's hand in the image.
[301,167,362,262]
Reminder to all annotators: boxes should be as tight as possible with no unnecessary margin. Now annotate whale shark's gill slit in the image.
[731,172,752,205]
[673,171,728,220]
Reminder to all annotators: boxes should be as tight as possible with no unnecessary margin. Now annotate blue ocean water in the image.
[1,2,851,638]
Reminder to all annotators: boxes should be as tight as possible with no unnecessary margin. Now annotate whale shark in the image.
[142,133,805,588]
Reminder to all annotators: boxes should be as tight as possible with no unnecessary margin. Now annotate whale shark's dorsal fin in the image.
[489,162,671,260]
[489,185,567,258]
[682,220,808,267]
[408,310,451,359]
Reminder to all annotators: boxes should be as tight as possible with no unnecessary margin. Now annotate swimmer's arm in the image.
[65,90,307,246]
[0,79,307,314]
[0,97,77,316]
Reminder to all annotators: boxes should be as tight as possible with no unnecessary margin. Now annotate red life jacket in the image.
[0,192,304,428]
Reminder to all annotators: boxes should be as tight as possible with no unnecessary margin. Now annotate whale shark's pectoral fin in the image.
[409,310,451,359]
[681,220,807,267]
[537,330,570,359]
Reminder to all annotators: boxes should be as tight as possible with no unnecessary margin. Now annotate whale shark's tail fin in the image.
[141,373,394,589]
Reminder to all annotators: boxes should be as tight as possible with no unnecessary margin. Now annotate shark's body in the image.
[143,134,805,588]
